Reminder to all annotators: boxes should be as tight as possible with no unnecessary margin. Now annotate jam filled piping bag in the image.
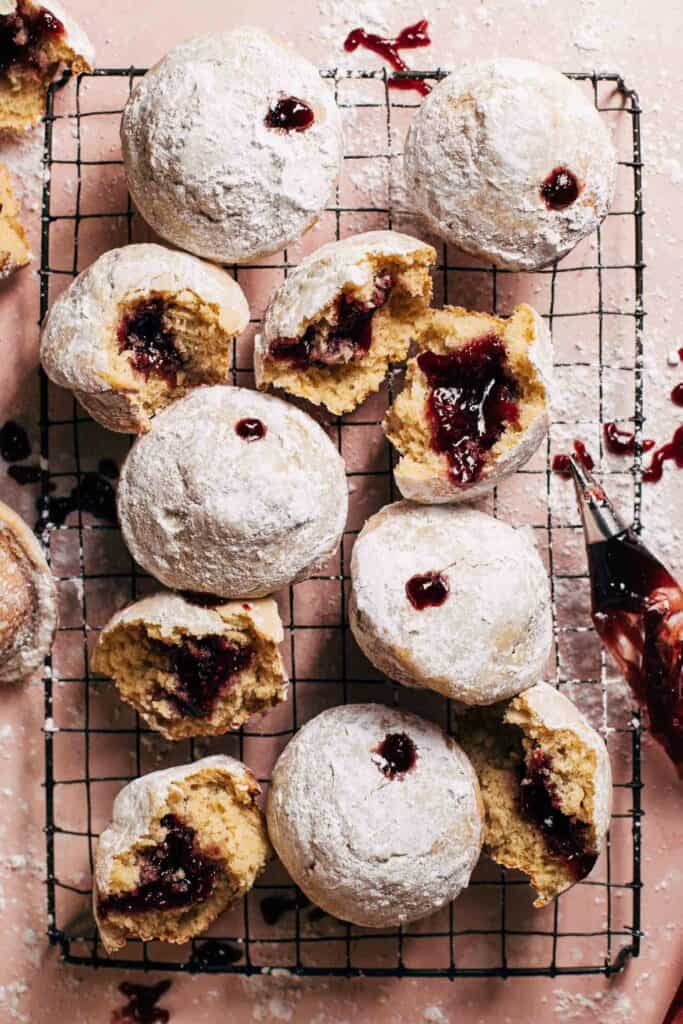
[569,454,683,776]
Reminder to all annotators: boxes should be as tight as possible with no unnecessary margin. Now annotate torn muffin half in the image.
[384,303,552,503]
[0,0,94,131]
[254,230,436,416]
[40,243,250,433]
[0,163,31,278]
[94,756,270,953]
[93,592,287,740]
[457,682,612,907]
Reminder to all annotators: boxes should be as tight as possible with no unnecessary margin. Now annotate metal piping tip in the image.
[568,454,628,545]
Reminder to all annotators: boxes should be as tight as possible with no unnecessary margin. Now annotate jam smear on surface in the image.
[191,938,243,967]
[0,1,65,74]
[540,167,581,210]
[642,425,683,483]
[662,977,683,1024]
[37,471,117,529]
[99,815,219,916]
[235,417,267,441]
[417,334,520,486]
[552,439,594,477]
[165,636,254,719]
[118,297,183,387]
[8,464,40,485]
[269,273,392,368]
[588,529,683,775]
[373,732,418,779]
[261,892,310,926]
[603,422,655,456]
[112,980,172,1024]
[265,95,315,132]
[405,571,450,610]
[344,20,432,96]
[518,749,596,880]
[0,420,30,462]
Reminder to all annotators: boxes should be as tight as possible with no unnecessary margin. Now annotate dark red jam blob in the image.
[264,95,315,132]
[671,384,683,407]
[7,464,40,485]
[260,892,310,926]
[0,1,64,74]
[37,471,118,529]
[98,457,119,479]
[191,938,243,968]
[344,20,432,96]
[269,273,392,369]
[603,422,655,456]
[99,815,218,917]
[235,417,266,441]
[112,980,171,1024]
[417,335,520,486]
[405,571,450,610]
[518,749,596,881]
[642,425,683,484]
[166,636,254,719]
[0,420,30,462]
[118,297,183,387]
[373,732,418,779]
[552,439,595,477]
[540,166,581,210]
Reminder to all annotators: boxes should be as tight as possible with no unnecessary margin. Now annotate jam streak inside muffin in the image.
[98,815,219,915]
[165,635,254,718]
[405,571,450,610]
[373,732,418,779]
[518,748,596,881]
[264,95,315,132]
[540,167,581,210]
[417,334,520,486]
[268,272,393,368]
[118,296,183,387]
[0,1,64,74]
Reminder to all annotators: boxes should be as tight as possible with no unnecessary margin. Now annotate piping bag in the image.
[569,454,683,776]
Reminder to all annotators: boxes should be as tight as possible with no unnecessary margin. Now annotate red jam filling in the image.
[118,297,183,387]
[165,636,254,719]
[603,422,655,455]
[518,749,597,880]
[417,334,520,486]
[264,95,315,132]
[552,439,594,477]
[0,1,64,74]
[344,20,432,96]
[373,732,417,779]
[405,571,450,610]
[540,167,581,210]
[235,418,266,441]
[98,815,219,916]
[269,273,392,368]
[112,981,171,1024]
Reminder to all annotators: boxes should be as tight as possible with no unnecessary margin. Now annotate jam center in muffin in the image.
[265,95,315,132]
[118,296,183,387]
[235,417,267,441]
[373,732,418,779]
[0,1,64,74]
[417,334,520,486]
[268,272,393,368]
[518,748,596,880]
[405,571,450,610]
[165,635,254,718]
[540,166,581,210]
[98,815,219,915]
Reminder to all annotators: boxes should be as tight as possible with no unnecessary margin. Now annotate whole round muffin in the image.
[117,385,348,597]
[121,27,343,264]
[403,59,616,271]
[267,703,483,928]
[349,502,552,704]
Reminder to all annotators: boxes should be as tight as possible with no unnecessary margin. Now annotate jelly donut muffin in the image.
[121,27,343,264]
[0,0,94,131]
[40,244,249,434]
[93,592,287,740]
[383,303,551,503]
[350,502,552,704]
[117,386,348,598]
[457,682,612,906]
[94,756,270,952]
[0,165,31,279]
[404,59,616,270]
[255,231,436,415]
[267,704,483,928]
[0,500,57,683]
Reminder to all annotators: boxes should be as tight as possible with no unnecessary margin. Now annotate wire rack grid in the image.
[38,66,644,979]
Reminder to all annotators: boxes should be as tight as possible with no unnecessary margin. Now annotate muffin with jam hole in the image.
[384,303,551,503]
[94,756,270,953]
[93,592,287,740]
[40,243,249,434]
[456,682,612,906]
[255,231,436,415]
[0,0,93,131]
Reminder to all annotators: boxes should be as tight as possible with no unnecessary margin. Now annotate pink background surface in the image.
[1,1,683,1021]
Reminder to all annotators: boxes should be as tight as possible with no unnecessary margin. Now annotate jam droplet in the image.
[642,425,683,484]
[671,383,683,407]
[112,980,171,1024]
[373,732,418,779]
[417,335,520,486]
[552,439,594,477]
[0,1,65,73]
[603,422,655,455]
[264,95,315,132]
[518,749,597,881]
[118,296,183,387]
[191,939,243,967]
[8,464,40,485]
[99,815,219,917]
[166,635,254,719]
[540,166,581,210]
[260,892,310,925]
[235,418,266,441]
[0,420,31,462]
[344,20,432,96]
[36,471,118,529]
[405,571,450,610]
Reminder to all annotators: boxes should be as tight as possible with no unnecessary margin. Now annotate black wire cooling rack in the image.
[38,67,645,978]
